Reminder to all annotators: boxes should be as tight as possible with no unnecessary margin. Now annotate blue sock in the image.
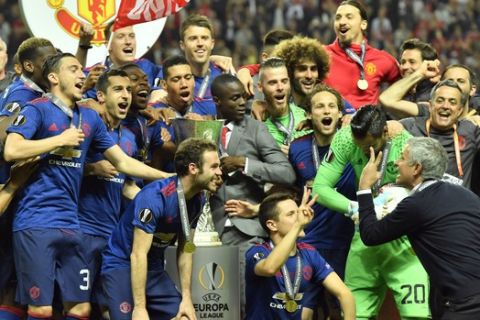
[0,307,22,320]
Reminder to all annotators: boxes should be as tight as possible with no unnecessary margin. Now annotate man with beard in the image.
[258,58,312,154]
[288,85,356,318]
[324,0,400,109]
[312,106,431,319]
[210,74,296,317]
[270,36,331,110]
[77,69,141,314]
[101,138,223,320]
[3,53,172,320]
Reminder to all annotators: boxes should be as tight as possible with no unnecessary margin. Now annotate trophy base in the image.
[193,231,222,247]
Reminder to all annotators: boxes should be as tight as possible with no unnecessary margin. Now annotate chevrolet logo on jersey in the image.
[50,146,82,159]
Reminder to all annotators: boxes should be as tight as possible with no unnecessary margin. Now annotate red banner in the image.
[113,0,190,31]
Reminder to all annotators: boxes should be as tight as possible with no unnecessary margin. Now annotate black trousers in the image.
[430,286,480,320]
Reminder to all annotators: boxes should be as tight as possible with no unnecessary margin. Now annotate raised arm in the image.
[379,59,440,118]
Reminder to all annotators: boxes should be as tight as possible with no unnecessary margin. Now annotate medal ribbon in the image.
[197,69,211,99]
[344,41,367,82]
[270,242,302,301]
[136,117,150,161]
[272,109,295,145]
[20,75,45,95]
[177,178,193,245]
[311,136,321,169]
[46,93,82,129]
[372,140,392,194]
[426,119,463,177]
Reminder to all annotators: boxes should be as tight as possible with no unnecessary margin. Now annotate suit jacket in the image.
[210,117,296,237]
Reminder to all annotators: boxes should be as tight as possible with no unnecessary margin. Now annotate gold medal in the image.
[285,299,298,313]
[357,79,369,90]
[184,240,196,253]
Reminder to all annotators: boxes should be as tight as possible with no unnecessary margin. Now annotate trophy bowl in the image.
[171,118,225,246]
[171,118,224,145]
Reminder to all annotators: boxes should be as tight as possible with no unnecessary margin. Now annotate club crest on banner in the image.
[20,0,167,66]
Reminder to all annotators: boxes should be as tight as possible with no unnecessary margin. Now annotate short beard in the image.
[338,38,352,48]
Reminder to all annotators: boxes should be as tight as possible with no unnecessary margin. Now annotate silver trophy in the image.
[172,119,224,246]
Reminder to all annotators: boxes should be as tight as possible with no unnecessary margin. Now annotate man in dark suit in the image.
[210,74,296,316]
[358,137,480,319]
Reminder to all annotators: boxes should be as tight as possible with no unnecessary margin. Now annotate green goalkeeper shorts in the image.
[345,232,431,318]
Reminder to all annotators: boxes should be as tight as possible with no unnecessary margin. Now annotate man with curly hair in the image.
[324,0,400,110]
[270,36,331,110]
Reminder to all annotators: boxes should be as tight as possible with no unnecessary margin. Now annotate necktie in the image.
[221,126,229,150]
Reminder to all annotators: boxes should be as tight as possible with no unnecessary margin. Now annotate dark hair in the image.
[162,55,190,79]
[339,0,368,21]
[117,62,142,73]
[180,14,214,40]
[400,38,438,61]
[442,64,478,88]
[174,138,218,177]
[305,84,344,113]
[18,37,54,65]
[430,79,467,106]
[259,57,287,81]
[270,36,330,83]
[95,68,129,93]
[350,105,386,139]
[211,74,242,98]
[42,52,76,88]
[263,29,295,49]
[259,192,296,234]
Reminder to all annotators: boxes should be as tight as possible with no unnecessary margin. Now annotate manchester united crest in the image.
[20,0,167,66]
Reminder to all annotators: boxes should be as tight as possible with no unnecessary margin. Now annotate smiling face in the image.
[292,59,318,96]
[180,25,215,66]
[400,49,423,77]
[162,64,195,112]
[215,81,247,123]
[442,67,475,99]
[109,26,136,66]
[395,145,417,188]
[195,150,223,193]
[334,4,367,46]
[259,66,291,117]
[429,85,463,131]
[99,75,132,121]
[123,66,150,110]
[309,91,342,137]
[49,56,86,105]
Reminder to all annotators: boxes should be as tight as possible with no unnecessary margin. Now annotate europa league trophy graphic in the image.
[172,118,223,246]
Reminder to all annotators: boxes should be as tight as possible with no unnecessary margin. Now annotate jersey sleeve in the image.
[245,244,270,277]
[309,250,334,284]
[312,126,355,213]
[131,189,164,234]
[87,109,116,153]
[6,104,42,139]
